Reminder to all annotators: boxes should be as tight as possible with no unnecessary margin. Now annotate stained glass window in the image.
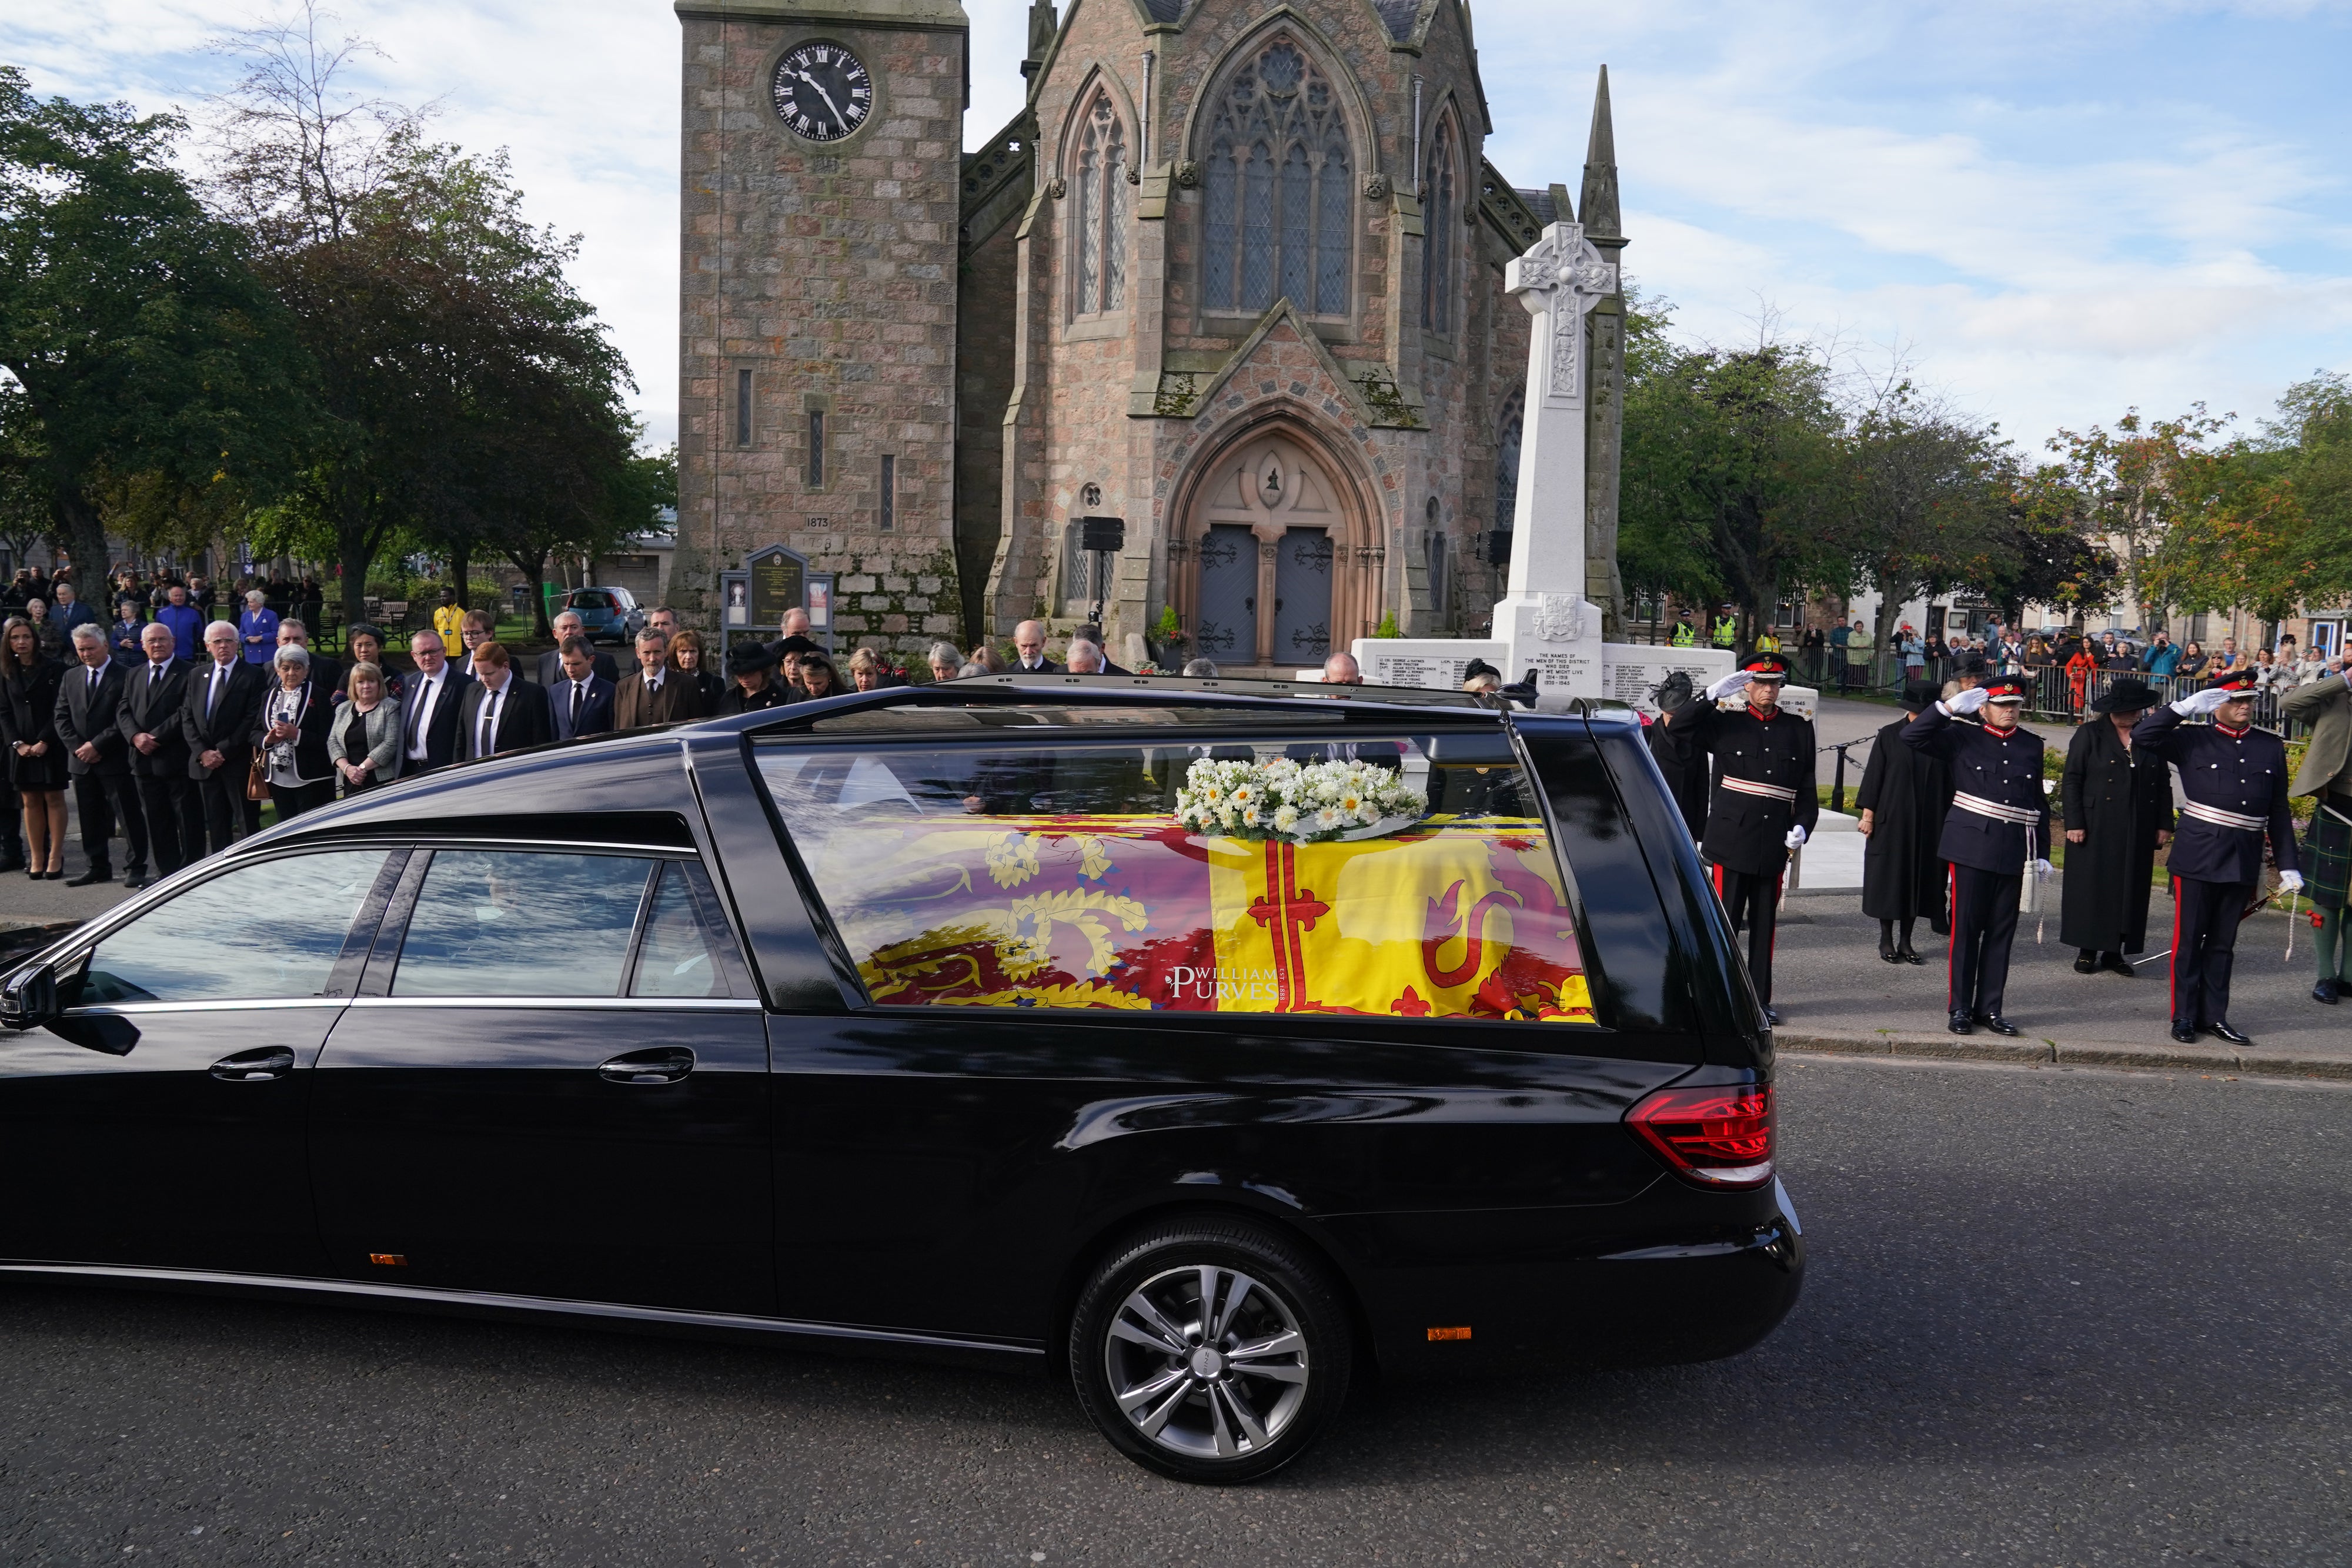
[1200,40,1354,317]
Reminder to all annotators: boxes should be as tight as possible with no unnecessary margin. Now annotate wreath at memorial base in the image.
[1173,755,1426,844]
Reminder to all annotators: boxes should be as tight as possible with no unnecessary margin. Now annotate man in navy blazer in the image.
[549,636,617,741]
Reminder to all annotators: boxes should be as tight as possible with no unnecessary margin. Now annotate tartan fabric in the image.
[2305,801,2351,911]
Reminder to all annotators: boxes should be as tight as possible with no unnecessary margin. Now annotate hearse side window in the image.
[757,735,1593,1023]
[79,849,393,1005]
[628,860,741,999]
[392,850,654,998]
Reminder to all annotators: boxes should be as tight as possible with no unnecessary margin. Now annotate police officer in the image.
[2133,668,2302,1045]
[1671,618,1696,648]
[1667,653,1818,1024]
[1903,674,2050,1036]
[1711,610,1738,650]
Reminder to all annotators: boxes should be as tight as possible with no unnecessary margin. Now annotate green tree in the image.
[1621,336,1844,647]
[1977,461,2123,630]
[0,380,52,570]
[2143,375,2352,625]
[1833,379,2013,655]
[2040,407,2228,631]
[0,68,306,586]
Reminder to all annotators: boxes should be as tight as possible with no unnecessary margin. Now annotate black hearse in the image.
[0,676,1800,1482]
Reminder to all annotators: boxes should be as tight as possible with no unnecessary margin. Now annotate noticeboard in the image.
[719,544,834,653]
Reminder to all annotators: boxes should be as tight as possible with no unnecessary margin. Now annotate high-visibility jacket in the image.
[1670,623,1696,647]
[1711,617,1738,647]
[433,603,465,658]
[1754,631,1781,653]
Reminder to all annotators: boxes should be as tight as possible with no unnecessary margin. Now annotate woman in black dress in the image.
[2059,678,2172,975]
[1,616,71,877]
[1856,680,1953,962]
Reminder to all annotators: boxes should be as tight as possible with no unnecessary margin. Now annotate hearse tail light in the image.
[1626,1084,1775,1189]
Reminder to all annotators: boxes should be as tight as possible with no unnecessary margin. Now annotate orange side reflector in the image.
[1426,1325,1472,1342]
[368,1253,407,1267]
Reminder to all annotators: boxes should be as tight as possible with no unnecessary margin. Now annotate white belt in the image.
[2181,800,2265,832]
[1720,777,1797,804]
[1953,791,2040,825]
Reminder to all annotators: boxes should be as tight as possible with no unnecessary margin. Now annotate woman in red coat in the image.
[2065,640,2099,714]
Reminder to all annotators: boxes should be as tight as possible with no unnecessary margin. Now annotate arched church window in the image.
[1073,95,1127,317]
[1494,390,1522,553]
[1421,118,1456,336]
[1200,39,1353,317]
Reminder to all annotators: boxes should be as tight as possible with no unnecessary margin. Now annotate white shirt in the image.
[474,677,508,757]
[406,673,443,760]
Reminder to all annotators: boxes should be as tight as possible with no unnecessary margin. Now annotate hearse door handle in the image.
[598,1047,696,1085]
[210,1047,296,1081]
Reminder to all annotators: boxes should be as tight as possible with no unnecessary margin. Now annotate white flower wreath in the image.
[1172,755,1427,844]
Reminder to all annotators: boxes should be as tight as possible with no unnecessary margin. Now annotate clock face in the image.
[771,42,873,143]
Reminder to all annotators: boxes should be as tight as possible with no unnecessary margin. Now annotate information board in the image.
[748,549,806,631]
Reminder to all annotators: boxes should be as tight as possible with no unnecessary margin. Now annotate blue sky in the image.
[8,0,2348,454]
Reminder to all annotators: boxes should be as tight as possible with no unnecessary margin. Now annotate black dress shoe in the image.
[1973,1014,2022,1037]
[1880,942,1902,964]
[2317,980,2342,1006]
[122,875,151,891]
[64,867,112,887]
[1948,1010,1973,1035]
[2203,1021,2253,1047]
[2099,952,2136,977]
[1763,1006,1782,1026]
[1896,947,1925,965]
[2170,1022,2199,1044]
[2073,951,2098,975]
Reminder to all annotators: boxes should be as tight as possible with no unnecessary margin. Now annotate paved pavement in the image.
[1,1056,2344,1564]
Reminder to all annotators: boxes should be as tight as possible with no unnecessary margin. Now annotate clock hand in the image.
[796,68,851,128]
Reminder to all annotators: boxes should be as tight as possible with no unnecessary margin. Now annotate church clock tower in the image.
[675,0,970,651]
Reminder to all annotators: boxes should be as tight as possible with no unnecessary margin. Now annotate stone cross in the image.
[1491,220,1618,699]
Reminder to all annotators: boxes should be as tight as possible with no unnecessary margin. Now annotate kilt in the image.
[2304,796,2351,911]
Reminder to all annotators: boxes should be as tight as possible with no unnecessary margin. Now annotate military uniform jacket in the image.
[1667,701,1819,876]
[2130,708,2298,885]
[1902,708,2049,874]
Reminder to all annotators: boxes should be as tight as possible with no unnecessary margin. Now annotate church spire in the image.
[1021,2,1057,80]
[1578,65,1620,240]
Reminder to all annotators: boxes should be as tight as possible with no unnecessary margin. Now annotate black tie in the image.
[406,678,431,748]
[479,688,500,757]
[206,664,223,717]
[570,681,584,729]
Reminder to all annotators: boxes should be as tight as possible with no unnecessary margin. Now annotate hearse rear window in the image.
[757,735,1593,1024]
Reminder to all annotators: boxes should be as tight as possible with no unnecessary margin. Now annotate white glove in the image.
[1785,825,1807,850]
[2030,858,2053,882]
[1705,671,1753,702]
[2280,870,2304,894]
[2171,686,2233,717]
[1942,687,1990,716]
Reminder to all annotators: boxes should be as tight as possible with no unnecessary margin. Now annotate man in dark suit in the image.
[550,636,617,741]
[534,610,620,688]
[1011,619,1063,674]
[456,643,554,760]
[183,619,267,852]
[399,628,473,775]
[1071,624,1132,676]
[55,625,151,887]
[613,630,703,728]
[119,621,201,875]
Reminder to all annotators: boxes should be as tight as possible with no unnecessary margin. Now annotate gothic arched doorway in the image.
[1173,427,1378,671]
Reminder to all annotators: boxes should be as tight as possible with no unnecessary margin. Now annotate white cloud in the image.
[6,0,2348,454]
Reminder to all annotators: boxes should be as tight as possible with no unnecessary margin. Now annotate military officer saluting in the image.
[1903,674,2050,1036]
[1667,653,1818,1024]
[2133,667,2302,1045]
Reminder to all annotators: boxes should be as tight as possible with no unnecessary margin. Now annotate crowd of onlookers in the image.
[0,563,1221,883]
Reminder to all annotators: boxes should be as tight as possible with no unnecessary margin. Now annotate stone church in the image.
[675,0,1625,670]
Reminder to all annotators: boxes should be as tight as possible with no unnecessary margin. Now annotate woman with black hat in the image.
[717,640,791,715]
[2060,677,2173,976]
[1857,680,1953,962]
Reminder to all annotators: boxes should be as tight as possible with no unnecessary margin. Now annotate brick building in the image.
[676,0,1623,670]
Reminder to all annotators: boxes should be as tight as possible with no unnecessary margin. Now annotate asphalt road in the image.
[2,1058,2347,1567]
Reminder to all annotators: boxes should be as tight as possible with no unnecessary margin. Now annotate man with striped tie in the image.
[2133,667,2301,1045]
[1903,674,2050,1037]
[1665,653,1819,1025]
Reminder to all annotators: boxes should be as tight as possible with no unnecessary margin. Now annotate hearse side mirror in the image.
[0,961,59,1031]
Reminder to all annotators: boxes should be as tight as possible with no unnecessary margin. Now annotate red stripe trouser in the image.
[1713,862,1783,1005]
[1948,864,2023,1019]
[2170,875,2253,1028]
